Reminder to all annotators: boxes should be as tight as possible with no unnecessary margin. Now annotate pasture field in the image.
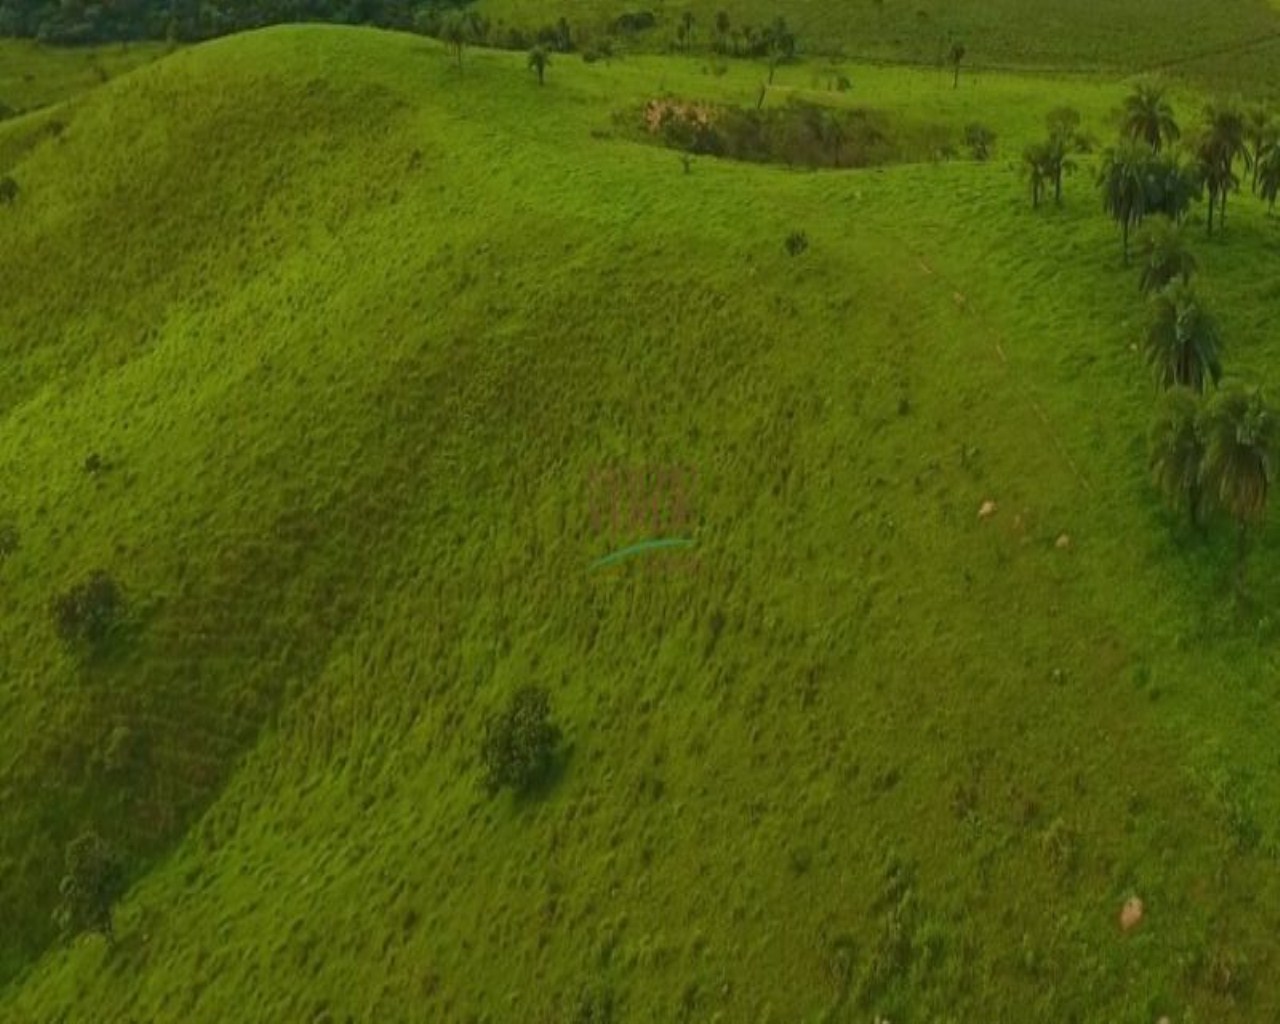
[1,18,1280,1024]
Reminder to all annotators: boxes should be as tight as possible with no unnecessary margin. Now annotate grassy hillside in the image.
[0,39,170,113]
[477,0,1280,92]
[2,21,1280,1024]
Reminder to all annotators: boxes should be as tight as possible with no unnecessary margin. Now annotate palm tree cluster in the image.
[1134,217,1277,584]
[1023,107,1090,208]
[1093,84,1276,258]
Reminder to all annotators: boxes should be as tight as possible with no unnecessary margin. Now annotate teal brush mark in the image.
[590,537,695,569]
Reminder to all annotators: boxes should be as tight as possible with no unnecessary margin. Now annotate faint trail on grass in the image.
[908,250,1095,496]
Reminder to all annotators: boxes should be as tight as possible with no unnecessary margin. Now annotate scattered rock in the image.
[978,500,997,519]
[1120,895,1144,931]
[1056,533,1071,550]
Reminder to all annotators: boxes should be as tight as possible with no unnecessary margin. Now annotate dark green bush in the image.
[964,122,996,160]
[51,571,124,653]
[0,176,18,205]
[785,230,809,256]
[480,686,562,796]
[54,831,126,945]
[0,521,17,561]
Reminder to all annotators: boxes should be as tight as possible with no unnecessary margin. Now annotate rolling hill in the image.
[2,19,1280,1023]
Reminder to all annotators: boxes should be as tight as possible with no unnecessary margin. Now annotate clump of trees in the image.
[480,686,562,796]
[650,97,946,171]
[1023,108,1090,208]
[54,831,126,946]
[1013,83,1280,583]
[1091,84,1276,256]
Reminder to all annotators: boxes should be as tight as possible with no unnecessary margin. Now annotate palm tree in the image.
[1200,383,1278,584]
[765,17,794,84]
[1023,142,1049,209]
[1142,280,1223,393]
[1122,83,1180,153]
[528,45,550,84]
[1243,103,1275,193]
[1149,386,1207,528]
[440,11,469,68]
[1143,151,1203,225]
[1258,143,1280,213]
[714,10,730,52]
[1136,215,1197,295]
[1195,103,1249,233]
[949,41,966,89]
[1098,141,1152,261]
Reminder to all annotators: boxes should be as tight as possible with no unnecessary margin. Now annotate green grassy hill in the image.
[2,21,1280,1024]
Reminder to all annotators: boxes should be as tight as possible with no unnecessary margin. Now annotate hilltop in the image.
[2,20,1280,1023]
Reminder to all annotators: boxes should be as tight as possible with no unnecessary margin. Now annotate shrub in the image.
[964,122,995,160]
[480,685,562,796]
[0,521,17,561]
[785,230,809,256]
[51,571,124,652]
[54,831,126,945]
[0,176,18,205]
[612,11,656,34]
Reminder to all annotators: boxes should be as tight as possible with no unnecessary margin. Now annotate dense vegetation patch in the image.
[632,93,956,169]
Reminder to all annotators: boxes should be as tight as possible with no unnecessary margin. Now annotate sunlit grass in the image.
[1,22,1279,1023]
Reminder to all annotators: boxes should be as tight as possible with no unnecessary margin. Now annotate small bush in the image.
[480,686,562,796]
[785,230,809,256]
[54,831,126,945]
[52,571,124,652]
[0,176,18,205]
[0,521,17,561]
[964,122,996,160]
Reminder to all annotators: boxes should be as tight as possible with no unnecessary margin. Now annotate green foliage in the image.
[480,686,562,796]
[1200,383,1276,533]
[648,97,950,170]
[1149,386,1206,526]
[0,174,16,204]
[1194,102,1249,234]
[528,44,551,84]
[1122,82,1180,152]
[1135,215,1196,295]
[963,122,994,160]
[50,571,125,654]
[0,519,16,560]
[785,229,809,255]
[1142,280,1222,393]
[1258,143,1280,211]
[1097,140,1152,260]
[53,831,125,946]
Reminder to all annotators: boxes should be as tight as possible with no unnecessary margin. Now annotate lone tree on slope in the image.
[528,45,550,84]
[54,831,126,947]
[441,11,470,68]
[949,41,966,89]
